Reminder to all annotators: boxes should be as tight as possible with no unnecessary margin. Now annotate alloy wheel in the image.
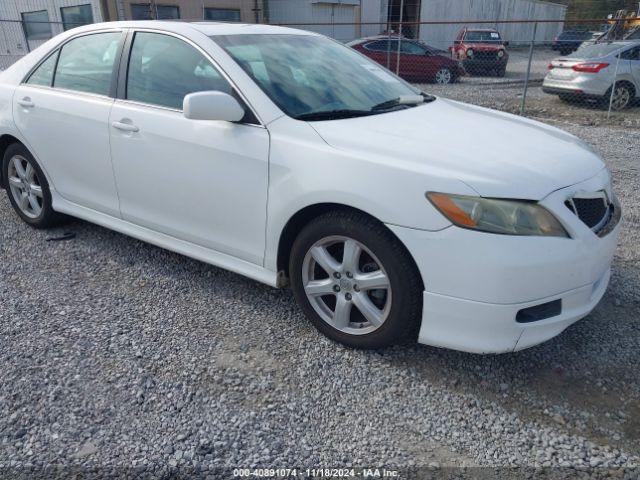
[435,68,452,84]
[7,155,44,219]
[301,235,392,335]
[611,85,631,111]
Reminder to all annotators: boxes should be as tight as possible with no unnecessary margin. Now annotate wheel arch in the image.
[276,202,423,291]
[0,134,25,188]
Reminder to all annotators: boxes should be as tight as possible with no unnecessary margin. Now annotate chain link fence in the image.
[1,15,638,126]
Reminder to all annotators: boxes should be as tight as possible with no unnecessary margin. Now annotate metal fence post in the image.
[520,21,537,116]
[607,51,622,120]
[395,0,404,75]
[386,28,391,69]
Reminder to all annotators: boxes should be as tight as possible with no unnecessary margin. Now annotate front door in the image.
[108,31,269,265]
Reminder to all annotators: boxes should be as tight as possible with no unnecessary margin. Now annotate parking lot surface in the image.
[0,115,639,474]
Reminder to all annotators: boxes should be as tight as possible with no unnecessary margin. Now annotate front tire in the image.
[289,210,422,349]
[2,143,64,228]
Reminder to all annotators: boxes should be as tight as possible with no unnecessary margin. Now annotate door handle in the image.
[17,98,35,108]
[111,121,139,133]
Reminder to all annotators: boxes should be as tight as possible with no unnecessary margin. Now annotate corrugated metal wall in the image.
[268,0,360,42]
[0,0,104,69]
[419,0,566,49]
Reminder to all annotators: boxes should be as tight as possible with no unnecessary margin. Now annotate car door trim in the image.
[116,27,265,128]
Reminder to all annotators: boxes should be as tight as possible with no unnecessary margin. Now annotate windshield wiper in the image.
[371,94,425,111]
[294,109,373,121]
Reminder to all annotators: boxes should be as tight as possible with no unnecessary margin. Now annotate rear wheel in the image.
[2,143,64,228]
[434,67,453,85]
[289,211,422,349]
[603,82,634,111]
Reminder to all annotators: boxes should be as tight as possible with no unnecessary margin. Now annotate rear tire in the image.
[602,82,634,111]
[2,143,65,228]
[289,210,422,349]
[434,67,453,85]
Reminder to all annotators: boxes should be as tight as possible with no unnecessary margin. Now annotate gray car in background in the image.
[543,41,640,110]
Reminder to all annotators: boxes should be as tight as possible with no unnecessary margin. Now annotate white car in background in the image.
[544,41,640,110]
[0,22,621,353]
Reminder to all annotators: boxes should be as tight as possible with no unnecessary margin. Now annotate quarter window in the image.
[61,4,94,31]
[26,51,59,87]
[126,32,233,110]
[204,8,241,22]
[53,32,121,96]
[22,10,52,41]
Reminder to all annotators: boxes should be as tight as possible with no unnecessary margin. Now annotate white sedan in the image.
[0,21,621,353]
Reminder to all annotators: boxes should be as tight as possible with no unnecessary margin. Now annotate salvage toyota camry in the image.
[0,22,621,353]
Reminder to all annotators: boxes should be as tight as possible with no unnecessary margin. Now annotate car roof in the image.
[66,20,316,37]
[346,35,413,46]
[464,28,499,32]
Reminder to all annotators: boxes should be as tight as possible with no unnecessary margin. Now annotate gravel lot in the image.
[1,98,639,476]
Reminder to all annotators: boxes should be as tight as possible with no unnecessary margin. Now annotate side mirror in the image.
[183,91,245,122]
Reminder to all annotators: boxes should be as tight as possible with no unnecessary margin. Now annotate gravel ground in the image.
[1,111,639,477]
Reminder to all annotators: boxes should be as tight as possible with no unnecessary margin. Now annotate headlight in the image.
[426,192,568,237]
[497,50,505,58]
[466,48,474,58]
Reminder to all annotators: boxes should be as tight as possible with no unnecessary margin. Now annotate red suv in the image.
[348,36,465,84]
[451,28,509,77]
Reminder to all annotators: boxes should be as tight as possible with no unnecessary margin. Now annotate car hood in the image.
[308,98,604,199]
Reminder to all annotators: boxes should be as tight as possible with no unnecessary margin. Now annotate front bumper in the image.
[388,170,621,354]
[462,57,507,70]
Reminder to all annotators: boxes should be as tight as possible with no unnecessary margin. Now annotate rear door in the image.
[13,30,124,216]
[623,46,640,91]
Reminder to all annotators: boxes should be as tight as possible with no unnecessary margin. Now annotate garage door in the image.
[311,3,357,43]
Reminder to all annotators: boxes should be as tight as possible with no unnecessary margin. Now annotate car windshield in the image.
[569,42,624,58]
[464,31,501,43]
[211,34,424,119]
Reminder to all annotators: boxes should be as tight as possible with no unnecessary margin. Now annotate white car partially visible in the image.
[0,21,621,353]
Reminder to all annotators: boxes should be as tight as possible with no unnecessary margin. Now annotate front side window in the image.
[26,51,59,87]
[61,4,94,31]
[54,32,121,96]
[22,10,52,41]
[213,34,421,119]
[204,8,241,22]
[127,32,233,110]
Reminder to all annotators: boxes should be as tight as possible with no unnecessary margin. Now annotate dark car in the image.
[451,28,509,77]
[348,36,465,84]
[552,30,597,55]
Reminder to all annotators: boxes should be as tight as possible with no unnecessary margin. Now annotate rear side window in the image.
[26,51,59,87]
[400,41,425,55]
[620,46,640,60]
[54,32,121,96]
[364,40,391,52]
[126,32,233,110]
